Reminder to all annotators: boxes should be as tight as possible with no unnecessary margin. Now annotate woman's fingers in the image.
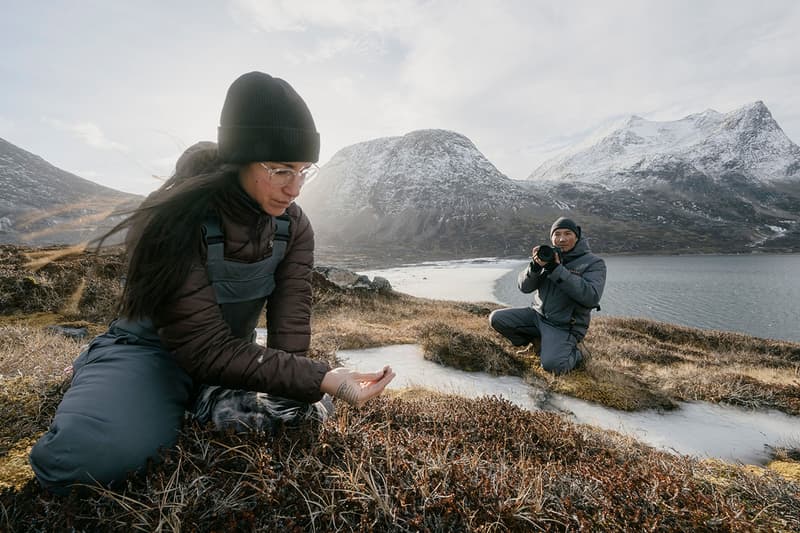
[353,365,392,383]
[321,366,396,406]
[363,368,395,391]
[351,367,395,403]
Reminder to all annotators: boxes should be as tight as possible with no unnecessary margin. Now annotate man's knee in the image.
[489,308,517,332]
[540,351,575,375]
[488,309,504,331]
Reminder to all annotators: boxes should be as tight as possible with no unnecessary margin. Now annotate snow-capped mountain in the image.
[0,137,142,245]
[304,129,538,215]
[521,102,800,252]
[529,101,800,187]
[300,129,553,262]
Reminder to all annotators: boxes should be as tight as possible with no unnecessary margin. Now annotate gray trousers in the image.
[29,324,193,494]
[29,321,328,495]
[489,307,582,374]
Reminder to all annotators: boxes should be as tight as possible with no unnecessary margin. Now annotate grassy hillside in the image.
[1,244,798,530]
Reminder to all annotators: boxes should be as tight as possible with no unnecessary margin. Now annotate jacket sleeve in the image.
[266,206,314,354]
[546,258,606,309]
[518,261,546,293]
[153,250,329,403]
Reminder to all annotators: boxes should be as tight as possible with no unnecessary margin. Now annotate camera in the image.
[537,244,561,265]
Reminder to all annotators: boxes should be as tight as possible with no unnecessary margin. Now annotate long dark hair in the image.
[96,141,240,319]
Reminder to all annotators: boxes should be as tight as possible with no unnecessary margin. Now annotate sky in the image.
[1,0,799,196]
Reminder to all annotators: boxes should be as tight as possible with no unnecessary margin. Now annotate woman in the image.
[29,71,395,494]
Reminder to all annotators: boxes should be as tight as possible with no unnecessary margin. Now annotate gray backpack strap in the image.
[202,214,225,263]
[271,214,291,263]
[201,213,293,304]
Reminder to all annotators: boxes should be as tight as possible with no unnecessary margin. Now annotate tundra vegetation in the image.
[1,244,798,531]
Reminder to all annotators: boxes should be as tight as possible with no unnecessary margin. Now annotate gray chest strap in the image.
[202,214,291,304]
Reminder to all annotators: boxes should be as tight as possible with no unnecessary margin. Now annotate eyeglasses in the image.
[259,163,319,187]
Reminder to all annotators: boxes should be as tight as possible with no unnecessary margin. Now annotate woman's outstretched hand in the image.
[320,365,395,407]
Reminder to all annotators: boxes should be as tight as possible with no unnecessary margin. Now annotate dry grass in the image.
[1,390,798,531]
[2,242,799,417]
[1,244,799,529]
[309,280,800,414]
[588,317,800,414]
[0,324,84,379]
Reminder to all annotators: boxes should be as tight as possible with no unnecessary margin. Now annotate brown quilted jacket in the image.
[153,182,329,403]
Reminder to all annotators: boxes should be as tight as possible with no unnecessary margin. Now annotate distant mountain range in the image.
[3,100,800,264]
[529,101,800,186]
[301,101,800,264]
[0,137,142,245]
[518,101,800,254]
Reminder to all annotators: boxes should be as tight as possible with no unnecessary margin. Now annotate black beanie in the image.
[217,72,320,163]
[550,217,581,239]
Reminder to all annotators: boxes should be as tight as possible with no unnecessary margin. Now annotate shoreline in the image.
[315,246,800,270]
[360,255,800,344]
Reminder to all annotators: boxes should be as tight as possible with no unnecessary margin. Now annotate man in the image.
[489,217,606,374]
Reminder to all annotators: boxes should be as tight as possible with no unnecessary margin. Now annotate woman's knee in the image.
[29,343,192,492]
[30,409,183,492]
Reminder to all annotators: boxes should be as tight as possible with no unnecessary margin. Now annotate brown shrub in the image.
[419,321,527,375]
[0,245,124,323]
[2,394,798,531]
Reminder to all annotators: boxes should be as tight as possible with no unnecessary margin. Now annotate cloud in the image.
[42,118,129,152]
[7,1,799,194]
[285,34,382,64]
[229,0,422,33]
[0,115,14,136]
[77,170,101,179]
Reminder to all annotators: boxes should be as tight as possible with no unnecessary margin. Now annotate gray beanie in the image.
[217,72,320,163]
[550,217,581,239]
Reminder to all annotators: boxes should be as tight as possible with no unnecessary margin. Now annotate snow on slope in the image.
[302,129,537,216]
[528,101,800,188]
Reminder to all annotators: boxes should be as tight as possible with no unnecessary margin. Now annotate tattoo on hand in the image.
[335,382,360,405]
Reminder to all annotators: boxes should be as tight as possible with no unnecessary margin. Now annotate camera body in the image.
[537,244,562,265]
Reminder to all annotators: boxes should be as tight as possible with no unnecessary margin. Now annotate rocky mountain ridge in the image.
[519,101,800,254]
[303,102,800,264]
[301,129,556,262]
[3,100,800,263]
[0,137,142,245]
[528,101,800,187]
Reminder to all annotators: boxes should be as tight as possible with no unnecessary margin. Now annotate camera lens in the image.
[538,245,554,263]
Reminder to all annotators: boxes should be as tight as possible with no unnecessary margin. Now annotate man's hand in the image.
[531,245,544,267]
[320,365,395,407]
[533,246,561,272]
[532,245,561,268]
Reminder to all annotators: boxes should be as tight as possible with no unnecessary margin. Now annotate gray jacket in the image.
[518,238,606,337]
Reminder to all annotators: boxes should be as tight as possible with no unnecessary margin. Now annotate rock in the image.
[45,325,89,340]
[313,266,392,293]
[371,276,392,292]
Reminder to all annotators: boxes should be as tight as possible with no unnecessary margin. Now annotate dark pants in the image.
[29,323,193,494]
[489,307,583,374]
[30,321,330,495]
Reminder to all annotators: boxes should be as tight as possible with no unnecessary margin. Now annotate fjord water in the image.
[364,253,800,343]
